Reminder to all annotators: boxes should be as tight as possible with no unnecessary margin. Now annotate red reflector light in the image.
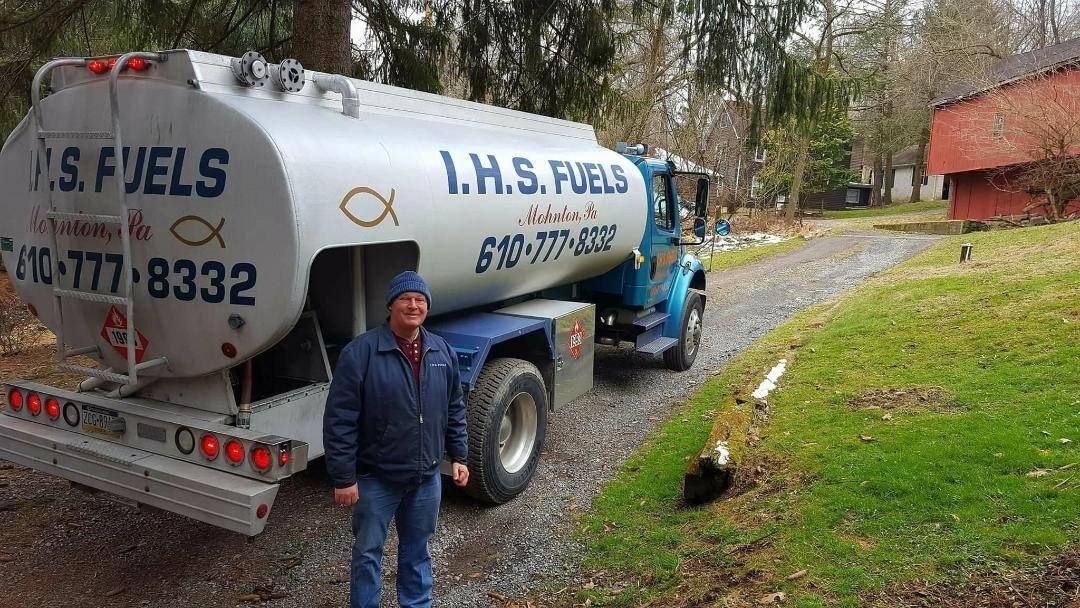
[88,59,108,74]
[107,57,117,70]
[45,398,61,420]
[279,450,290,467]
[128,57,148,71]
[7,390,22,411]
[221,343,237,358]
[256,504,269,519]
[200,435,220,460]
[251,446,272,471]
[27,394,42,416]
[225,440,244,464]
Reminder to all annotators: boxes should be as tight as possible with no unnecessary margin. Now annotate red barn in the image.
[928,38,1080,220]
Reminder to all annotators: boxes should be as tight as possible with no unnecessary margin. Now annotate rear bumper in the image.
[0,413,279,536]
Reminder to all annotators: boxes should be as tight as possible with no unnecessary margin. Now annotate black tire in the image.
[464,358,548,504]
[664,291,704,371]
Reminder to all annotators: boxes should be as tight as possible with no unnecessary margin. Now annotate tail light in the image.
[87,56,152,75]
[200,434,220,460]
[224,440,245,465]
[251,446,272,472]
[7,389,22,411]
[27,393,42,416]
[45,398,61,420]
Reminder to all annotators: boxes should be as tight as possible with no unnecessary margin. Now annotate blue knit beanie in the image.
[386,271,432,307]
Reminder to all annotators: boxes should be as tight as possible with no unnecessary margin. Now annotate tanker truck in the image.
[0,50,710,535]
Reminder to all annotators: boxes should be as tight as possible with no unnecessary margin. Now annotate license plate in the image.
[81,404,125,437]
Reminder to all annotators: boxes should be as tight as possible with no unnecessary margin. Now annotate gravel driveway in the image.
[0,231,941,608]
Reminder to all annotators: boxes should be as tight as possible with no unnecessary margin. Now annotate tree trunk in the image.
[871,154,883,207]
[292,0,352,74]
[883,152,894,207]
[784,133,811,221]
[909,135,928,203]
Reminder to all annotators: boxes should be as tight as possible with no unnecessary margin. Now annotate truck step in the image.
[54,288,128,305]
[45,210,123,224]
[37,130,112,139]
[632,311,669,331]
[60,357,168,384]
[636,336,678,355]
[59,363,131,384]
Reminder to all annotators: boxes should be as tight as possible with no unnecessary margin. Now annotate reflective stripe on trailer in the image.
[0,413,279,536]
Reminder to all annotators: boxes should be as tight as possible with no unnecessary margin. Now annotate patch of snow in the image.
[695,232,789,256]
[751,359,787,399]
[714,440,730,465]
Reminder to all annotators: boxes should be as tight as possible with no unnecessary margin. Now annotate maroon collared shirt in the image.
[394,332,423,386]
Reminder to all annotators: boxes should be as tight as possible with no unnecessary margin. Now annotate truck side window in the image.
[652,174,675,232]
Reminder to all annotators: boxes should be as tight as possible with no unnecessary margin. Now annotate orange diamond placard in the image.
[567,318,585,360]
[100,305,148,363]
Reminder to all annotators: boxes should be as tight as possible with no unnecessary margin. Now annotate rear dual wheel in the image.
[464,358,548,504]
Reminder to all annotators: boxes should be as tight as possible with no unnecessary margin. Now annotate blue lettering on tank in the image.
[440,150,459,195]
[548,160,569,195]
[513,157,538,194]
[169,147,193,196]
[567,162,588,194]
[470,153,503,195]
[124,147,147,194]
[144,146,172,195]
[196,148,229,198]
[58,147,79,192]
[611,164,628,193]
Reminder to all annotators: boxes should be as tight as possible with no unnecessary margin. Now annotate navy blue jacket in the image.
[322,324,468,487]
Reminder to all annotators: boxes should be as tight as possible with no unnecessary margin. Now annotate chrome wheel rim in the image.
[499,392,538,474]
[685,307,702,358]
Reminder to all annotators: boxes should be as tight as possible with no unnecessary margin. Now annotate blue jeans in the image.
[351,473,442,608]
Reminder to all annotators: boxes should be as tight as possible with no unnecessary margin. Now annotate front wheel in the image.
[464,358,548,504]
[664,291,704,371]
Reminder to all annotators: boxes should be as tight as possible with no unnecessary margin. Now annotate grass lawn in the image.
[701,237,809,271]
[821,200,948,219]
[575,222,1079,607]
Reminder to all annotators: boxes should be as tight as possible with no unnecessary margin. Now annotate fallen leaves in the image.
[759,591,786,604]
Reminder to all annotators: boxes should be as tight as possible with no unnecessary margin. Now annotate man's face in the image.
[389,292,428,332]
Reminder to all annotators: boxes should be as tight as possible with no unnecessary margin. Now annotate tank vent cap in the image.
[231,50,270,88]
[272,59,305,93]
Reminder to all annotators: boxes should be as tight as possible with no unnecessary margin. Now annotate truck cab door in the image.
[646,169,679,307]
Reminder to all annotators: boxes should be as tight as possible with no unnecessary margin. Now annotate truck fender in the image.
[663,254,706,339]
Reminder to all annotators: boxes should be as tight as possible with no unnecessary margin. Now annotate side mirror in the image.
[715,219,731,236]
[694,177,710,219]
[694,218,707,239]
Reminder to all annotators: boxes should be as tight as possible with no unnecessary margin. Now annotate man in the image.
[323,270,469,608]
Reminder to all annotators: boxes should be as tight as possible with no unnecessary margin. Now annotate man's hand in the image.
[334,483,359,506]
[452,463,469,487]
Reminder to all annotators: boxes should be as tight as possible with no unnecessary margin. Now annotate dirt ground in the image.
[0,232,945,608]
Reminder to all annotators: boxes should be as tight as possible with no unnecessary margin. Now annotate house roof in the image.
[931,36,1080,106]
[891,144,922,168]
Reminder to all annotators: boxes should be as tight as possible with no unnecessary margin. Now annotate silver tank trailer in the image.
[0,50,648,378]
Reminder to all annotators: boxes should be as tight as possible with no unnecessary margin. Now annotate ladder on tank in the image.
[31,53,169,386]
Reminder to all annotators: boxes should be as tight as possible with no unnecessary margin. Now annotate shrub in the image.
[0,291,35,355]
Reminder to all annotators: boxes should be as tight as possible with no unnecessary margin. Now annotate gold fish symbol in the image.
[340,187,399,228]
[169,215,226,248]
